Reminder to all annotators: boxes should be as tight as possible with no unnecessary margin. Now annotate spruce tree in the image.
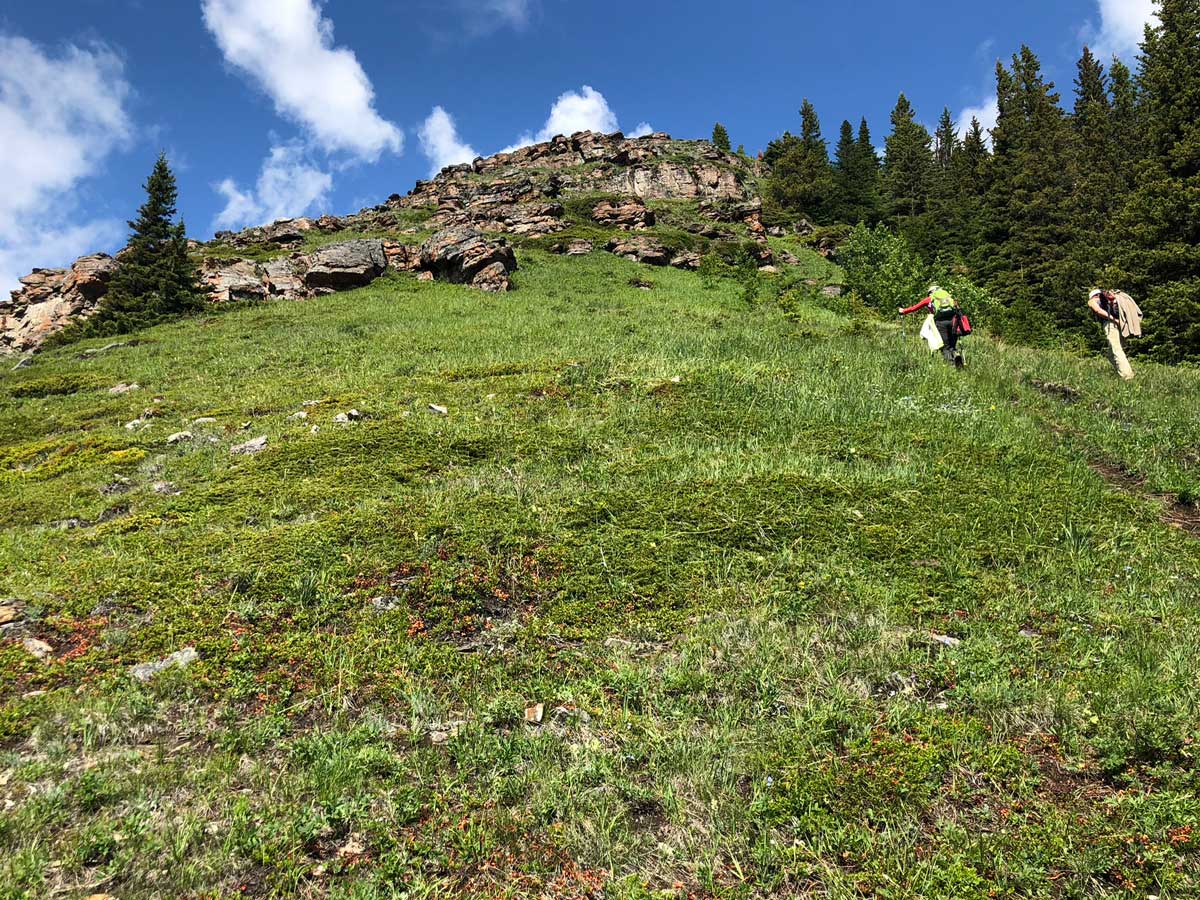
[85,154,205,337]
[833,120,859,222]
[1110,0,1200,361]
[854,118,883,224]
[911,108,963,259]
[882,94,933,229]
[1065,47,1126,330]
[973,48,1077,340]
[764,99,837,223]
[832,118,882,226]
[711,122,732,153]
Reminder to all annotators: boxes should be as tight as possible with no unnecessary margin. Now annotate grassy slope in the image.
[1,248,1199,899]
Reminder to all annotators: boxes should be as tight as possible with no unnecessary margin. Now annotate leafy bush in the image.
[838,224,930,315]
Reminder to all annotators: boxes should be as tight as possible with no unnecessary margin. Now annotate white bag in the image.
[920,314,944,351]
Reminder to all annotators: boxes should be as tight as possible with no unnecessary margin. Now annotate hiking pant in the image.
[1104,321,1134,380]
[934,313,960,364]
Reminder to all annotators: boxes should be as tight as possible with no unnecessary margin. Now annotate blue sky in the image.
[0,0,1156,293]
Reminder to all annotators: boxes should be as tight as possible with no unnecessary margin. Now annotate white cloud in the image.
[628,122,654,138]
[482,0,532,29]
[499,86,650,154]
[213,143,333,231]
[956,96,998,145]
[0,35,133,296]
[418,106,478,177]
[1084,0,1158,60]
[201,0,402,162]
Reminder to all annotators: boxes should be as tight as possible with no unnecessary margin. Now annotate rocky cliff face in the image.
[3,131,769,354]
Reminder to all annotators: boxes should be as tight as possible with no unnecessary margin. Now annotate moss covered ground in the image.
[1,247,1199,898]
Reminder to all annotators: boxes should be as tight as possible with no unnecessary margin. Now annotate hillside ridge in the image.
[1,131,804,355]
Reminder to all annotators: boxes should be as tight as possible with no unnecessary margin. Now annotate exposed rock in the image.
[931,633,962,649]
[428,404,449,416]
[592,198,655,230]
[822,285,844,298]
[167,431,193,445]
[152,480,182,496]
[606,236,670,267]
[669,252,703,270]
[0,604,21,626]
[130,647,198,682]
[383,241,421,272]
[109,382,139,395]
[12,356,33,370]
[23,638,53,661]
[231,436,268,456]
[567,239,594,256]
[1,254,117,354]
[419,228,517,293]
[262,257,306,298]
[303,239,387,292]
[201,257,268,303]
[603,162,744,201]
[333,410,363,424]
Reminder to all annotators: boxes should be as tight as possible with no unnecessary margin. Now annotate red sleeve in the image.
[900,296,932,315]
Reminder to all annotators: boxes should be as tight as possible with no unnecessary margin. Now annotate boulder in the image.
[567,239,594,256]
[303,240,388,292]
[263,258,307,297]
[201,258,268,303]
[592,198,655,230]
[669,252,703,270]
[606,236,670,267]
[383,241,421,272]
[418,228,517,293]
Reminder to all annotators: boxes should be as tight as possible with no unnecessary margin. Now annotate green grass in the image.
[1,250,1199,898]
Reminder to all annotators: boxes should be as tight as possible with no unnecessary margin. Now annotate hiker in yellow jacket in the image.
[1088,288,1142,381]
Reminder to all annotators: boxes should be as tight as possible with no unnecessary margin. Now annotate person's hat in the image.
[1089,288,1103,298]
[928,284,941,293]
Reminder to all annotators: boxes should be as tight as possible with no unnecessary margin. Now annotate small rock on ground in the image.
[167,431,193,445]
[0,604,21,626]
[23,639,53,661]
[108,382,139,395]
[428,404,448,416]
[231,436,268,456]
[931,633,962,648]
[130,647,199,682]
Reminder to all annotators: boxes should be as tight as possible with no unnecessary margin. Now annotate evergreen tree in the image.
[711,122,732,153]
[764,99,837,223]
[910,108,964,259]
[83,154,205,338]
[973,48,1077,339]
[882,94,933,229]
[950,116,991,258]
[1065,47,1127,330]
[854,118,883,223]
[1110,0,1200,361]
[832,118,883,225]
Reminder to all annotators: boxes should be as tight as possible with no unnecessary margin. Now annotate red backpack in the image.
[954,311,973,337]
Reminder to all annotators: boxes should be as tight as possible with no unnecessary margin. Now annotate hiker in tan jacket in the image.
[1088,288,1142,381]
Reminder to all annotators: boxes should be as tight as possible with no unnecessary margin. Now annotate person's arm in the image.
[1088,296,1117,322]
[898,296,932,316]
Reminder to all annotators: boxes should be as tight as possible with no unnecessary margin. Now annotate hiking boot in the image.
[955,355,965,369]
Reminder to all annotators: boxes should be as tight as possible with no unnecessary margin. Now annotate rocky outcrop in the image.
[419,228,517,293]
[201,240,389,303]
[303,240,387,292]
[592,198,655,230]
[606,237,670,267]
[1,255,116,353]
